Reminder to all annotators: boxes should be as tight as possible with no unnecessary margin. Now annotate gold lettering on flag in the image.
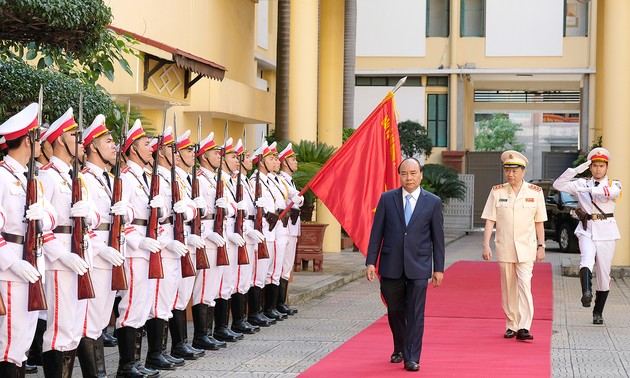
[381,115,397,163]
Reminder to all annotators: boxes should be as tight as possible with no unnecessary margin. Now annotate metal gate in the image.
[542,151,579,180]
[466,151,503,227]
[443,174,475,231]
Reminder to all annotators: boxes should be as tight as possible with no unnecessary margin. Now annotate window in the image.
[426,76,449,87]
[355,76,422,87]
[564,0,588,37]
[427,94,448,147]
[427,0,449,37]
[461,0,485,37]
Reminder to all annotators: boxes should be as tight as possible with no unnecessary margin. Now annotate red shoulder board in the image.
[121,166,131,174]
[0,161,5,167]
[528,184,542,192]
[81,167,90,174]
[40,162,54,170]
[492,184,504,190]
[197,170,203,177]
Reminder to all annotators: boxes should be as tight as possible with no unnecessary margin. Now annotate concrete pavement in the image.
[31,229,630,376]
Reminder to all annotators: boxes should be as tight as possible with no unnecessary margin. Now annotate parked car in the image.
[530,179,580,253]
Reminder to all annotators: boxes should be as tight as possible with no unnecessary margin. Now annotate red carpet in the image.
[299,261,553,377]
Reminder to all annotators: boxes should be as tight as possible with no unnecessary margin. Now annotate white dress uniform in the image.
[39,156,100,352]
[267,173,289,286]
[248,171,278,289]
[278,171,301,281]
[218,170,240,300]
[173,166,197,312]
[482,172,547,333]
[233,171,257,295]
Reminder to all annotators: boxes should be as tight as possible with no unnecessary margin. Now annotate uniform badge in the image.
[526,198,534,202]
[499,198,508,202]
[14,181,21,186]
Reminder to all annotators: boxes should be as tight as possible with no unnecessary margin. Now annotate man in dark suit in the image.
[366,158,445,372]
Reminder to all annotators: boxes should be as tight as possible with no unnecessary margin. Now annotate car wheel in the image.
[558,223,578,253]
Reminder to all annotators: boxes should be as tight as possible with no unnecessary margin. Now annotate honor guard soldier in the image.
[247,141,280,327]
[169,130,207,360]
[39,107,100,376]
[553,148,621,324]
[482,151,547,341]
[78,115,129,377]
[230,139,264,335]
[0,103,58,376]
[190,132,229,351]
[116,120,162,378]
[277,143,304,315]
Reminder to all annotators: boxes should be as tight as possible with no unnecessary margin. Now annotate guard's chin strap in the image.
[41,149,50,163]
[181,155,193,168]
[133,146,150,167]
[94,145,113,167]
[62,135,83,166]
[282,160,295,173]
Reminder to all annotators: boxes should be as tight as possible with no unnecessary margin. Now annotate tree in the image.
[398,120,433,158]
[474,113,525,152]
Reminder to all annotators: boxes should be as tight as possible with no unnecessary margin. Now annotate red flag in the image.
[308,92,401,256]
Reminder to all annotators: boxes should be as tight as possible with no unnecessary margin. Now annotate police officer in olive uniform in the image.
[553,147,621,324]
[481,151,547,341]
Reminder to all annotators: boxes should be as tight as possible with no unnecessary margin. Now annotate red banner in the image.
[308,92,401,255]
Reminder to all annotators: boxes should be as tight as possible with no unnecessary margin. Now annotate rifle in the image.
[253,168,269,259]
[192,116,210,270]
[108,100,130,291]
[24,85,47,311]
[171,115,196,278]
[73,94,95,300]
[148,106,167,279]
[234,137,249,265]
[214,122,229,266]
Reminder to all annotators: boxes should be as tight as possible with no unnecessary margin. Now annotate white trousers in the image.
[116,257,156,329]
[84,268,116,340]
[219,238,239,299]
[192,245,223,307]
[0,280,38,366]
[174,248,196,311]
[43,270,88,352]
[271,234,288,285]
[149,257,180,320]
[578,236,616,291]
[281,235,298,281]
[498,261,534,332]
[235,242,256,294]
[254,241,274,288]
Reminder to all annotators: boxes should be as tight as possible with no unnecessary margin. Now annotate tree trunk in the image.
[275,0,291,140]
[343,0,356,130]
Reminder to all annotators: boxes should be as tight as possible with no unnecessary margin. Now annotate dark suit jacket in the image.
[366,187,445,280]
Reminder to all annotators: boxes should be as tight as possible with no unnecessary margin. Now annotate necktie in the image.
[143,173,149,186]
[404,194,413,225]
[594,181,600,187]
[103,171,112,190]
[68,168,73,178]
[187,174,192,185]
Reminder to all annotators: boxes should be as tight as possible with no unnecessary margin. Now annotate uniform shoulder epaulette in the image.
[0,161,5,166]
[528,184,542,192]
[81,167,90,174]
[40,162,54,170]
[492,184,505,190]
[121,166,131,174]
[196,169,203,177]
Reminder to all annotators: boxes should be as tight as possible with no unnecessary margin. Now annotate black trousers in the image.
[380,273,428,364]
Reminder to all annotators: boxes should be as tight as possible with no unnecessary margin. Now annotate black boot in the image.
[593,290,609,325]
[42,349,76,378]
[170,309,204,360]
[27,318,46,366]
[213,299,243,342]
[277,278,298,315]
[264,284,287,321]
[0,361,26,377]
[133,328,159,377]
[103,327,118,347]
[247,286,275,327]
[241,293,260,332]
[191,304,223,350]
[145,318,176,370]
[77,336,107,377]
[231,293,257,334]
[579,267,593,307]
[160,319,184,366]
[115,327,147,378]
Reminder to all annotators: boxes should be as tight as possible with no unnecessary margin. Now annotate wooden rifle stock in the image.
[214,174,229,266]
[191,172,210,270]
[234,172,249,265]
[172,175,196,278]
[24,166,47,311]
[254,170,269,259]
[72,175,96,300]
[108,174,128,290]
[147,153,164,279]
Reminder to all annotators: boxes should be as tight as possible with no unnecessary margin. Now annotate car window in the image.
[561,191,578,204]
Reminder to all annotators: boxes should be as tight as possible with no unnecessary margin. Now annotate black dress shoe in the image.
[102,328,118,347]
[593,313,604,324]
[25,363,38,374]
[504,329,517,339]
[404,361,419,371]
[390,352,403,363]
[516,329,534,341]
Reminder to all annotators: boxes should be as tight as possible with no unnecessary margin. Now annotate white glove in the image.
[110,200,128,216]
[236,200,247,211]
[575,160,592,174]
[139,237,161,253]
[173,199,189,214]
[98,246,124,266]
[291,194,304,206]
[255,198,265,208]
[149,195,165,209]
[215,197,228,209]
[227,233,246,247]
[166,240,188,257]
[9,260,40,283]
[576,187,592,193]
[245,228,265,243]
[187,234,206,249]
[58,253,89,275]
[70,200,90,218]
[206,231,226,247]
[193,196,207,210]
[25,202,46,221]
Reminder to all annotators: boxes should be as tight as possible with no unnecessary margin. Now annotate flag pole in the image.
[391,76,407,93]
